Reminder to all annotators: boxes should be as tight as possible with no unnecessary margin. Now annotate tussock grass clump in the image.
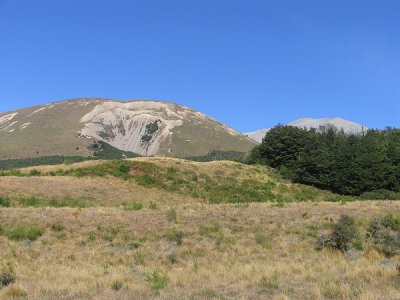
[6,224,44,241]
[3,284,28,297]
[50,221,65,232]
[258,272,279,292]
[166,229,184,245]
[111,280,123,291]
[255,233,273,249]
[100,226,120,242]
[145,270,169,294]
[0,196,11,207]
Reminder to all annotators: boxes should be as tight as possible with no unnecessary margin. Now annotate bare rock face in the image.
[245,117,368,143]
[79,101,185,155]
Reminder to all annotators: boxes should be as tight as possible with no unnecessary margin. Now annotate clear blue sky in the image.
[0,0,399,131]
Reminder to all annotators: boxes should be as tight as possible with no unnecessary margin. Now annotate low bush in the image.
[0,264,16,288]
[145,270,169,294]
[367,214,400,256]
[316,215,359,252]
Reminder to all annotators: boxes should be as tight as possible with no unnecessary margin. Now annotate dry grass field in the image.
[1,158,400,299]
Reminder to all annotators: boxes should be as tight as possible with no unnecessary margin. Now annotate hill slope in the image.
[245,117,368,143]
[0,99,256,159]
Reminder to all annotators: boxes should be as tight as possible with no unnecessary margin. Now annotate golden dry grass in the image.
[1,201,400,299]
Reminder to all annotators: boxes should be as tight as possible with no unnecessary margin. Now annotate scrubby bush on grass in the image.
[0,264,16,289]
[367,214,400,256]
[6,224,44,241]
[145,270,169,294]
[316,215,360,252]
[0,196,11,207]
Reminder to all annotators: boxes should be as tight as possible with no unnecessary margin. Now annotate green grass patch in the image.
[6,224,44,241]
[18,196,86,208]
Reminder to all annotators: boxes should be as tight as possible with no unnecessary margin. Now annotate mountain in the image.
[0,99,256,159]
[245,117,368,143]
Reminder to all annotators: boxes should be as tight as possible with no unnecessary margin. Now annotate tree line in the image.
[248,125,400,196]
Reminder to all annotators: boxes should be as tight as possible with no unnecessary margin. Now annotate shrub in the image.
[0,265,16,288]
[367,214,400,256]
[6,224,44,241]
[111,280,123,291]
[145,270,169,294]
[0,196,11,207]
[316,215,359,252]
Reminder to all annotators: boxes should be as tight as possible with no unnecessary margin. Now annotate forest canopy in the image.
[248,125,400,196]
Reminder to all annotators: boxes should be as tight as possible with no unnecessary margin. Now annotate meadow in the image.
[0,158,400,299]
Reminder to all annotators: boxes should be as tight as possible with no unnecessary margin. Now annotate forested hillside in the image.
[249,125,400,197]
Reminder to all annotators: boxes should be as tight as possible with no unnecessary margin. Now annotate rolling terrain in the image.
[0,99,256,159]
[0,158,400,299]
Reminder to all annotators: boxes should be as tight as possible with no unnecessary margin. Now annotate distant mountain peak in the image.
[245,117,368,143]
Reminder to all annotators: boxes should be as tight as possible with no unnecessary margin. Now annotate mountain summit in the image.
[245,117,368,143]
[0,99,256,159]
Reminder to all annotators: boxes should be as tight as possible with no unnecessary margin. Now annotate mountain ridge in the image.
[0,98,256,159]
[245,117,368,143]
